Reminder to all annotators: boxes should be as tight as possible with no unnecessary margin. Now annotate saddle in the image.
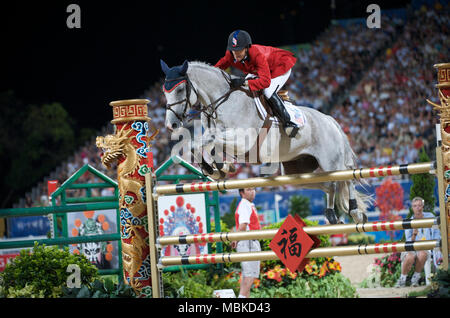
[253,90,292,118]
[243,90,294,164]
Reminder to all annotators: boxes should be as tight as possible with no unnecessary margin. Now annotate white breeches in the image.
[263,69,291,98]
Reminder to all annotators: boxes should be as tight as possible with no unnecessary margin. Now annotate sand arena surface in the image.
[334,254,428,298]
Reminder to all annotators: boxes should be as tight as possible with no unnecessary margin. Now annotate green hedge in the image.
[0,242,99,298]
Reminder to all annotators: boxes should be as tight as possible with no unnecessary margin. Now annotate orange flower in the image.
[328,262,336,270]
[287,269,297,279]
[304,264,313,274]
[274,272,282,282]
[253,278,260,288]
[319,264,327,278]
[266,270,276,280]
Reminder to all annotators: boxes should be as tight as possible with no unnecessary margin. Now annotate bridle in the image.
[164,70,243,125]
[164,76,199,123]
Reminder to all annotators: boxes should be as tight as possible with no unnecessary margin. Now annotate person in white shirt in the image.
[232,188,261,298]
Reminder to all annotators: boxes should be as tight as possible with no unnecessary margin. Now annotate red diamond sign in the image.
[269,215,315,273]
[292,214,321,272]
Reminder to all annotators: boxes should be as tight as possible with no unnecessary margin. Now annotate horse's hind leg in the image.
[324,182,339,224]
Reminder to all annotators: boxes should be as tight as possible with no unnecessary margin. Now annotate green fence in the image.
[0,156,224,278]
[0,164,122,277]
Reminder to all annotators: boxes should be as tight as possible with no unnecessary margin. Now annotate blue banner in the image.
[7,216,51,238]
[218,180,439,220]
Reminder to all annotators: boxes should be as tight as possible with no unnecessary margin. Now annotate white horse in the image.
[160,60,370,224]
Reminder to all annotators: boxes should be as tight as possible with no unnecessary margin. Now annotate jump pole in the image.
[157,217,439,246]
[155,162,434,195]
[160,240,439,267]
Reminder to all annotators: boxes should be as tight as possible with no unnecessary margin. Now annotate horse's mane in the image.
[187,61,231,82]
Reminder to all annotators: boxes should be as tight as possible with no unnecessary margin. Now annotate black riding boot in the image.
[268,92,299,138]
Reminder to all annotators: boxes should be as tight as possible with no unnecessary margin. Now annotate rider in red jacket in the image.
[215,30,299,138]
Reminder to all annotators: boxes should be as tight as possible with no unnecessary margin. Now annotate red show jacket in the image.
[215,44,297,91]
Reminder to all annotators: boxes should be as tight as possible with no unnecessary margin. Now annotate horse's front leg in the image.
[190,127,228,179]
[191,133,215,176]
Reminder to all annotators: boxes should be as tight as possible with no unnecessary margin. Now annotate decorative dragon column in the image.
[427,63,450,270]
[96,99,158,296]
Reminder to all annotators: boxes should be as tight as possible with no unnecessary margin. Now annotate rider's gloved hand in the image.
[230,77,247,89]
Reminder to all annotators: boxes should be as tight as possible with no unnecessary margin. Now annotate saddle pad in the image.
[254,97,307,128]
[285,104,307,127]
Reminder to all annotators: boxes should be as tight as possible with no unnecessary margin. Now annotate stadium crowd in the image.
[330,4,449,169]
[18,1,450,208]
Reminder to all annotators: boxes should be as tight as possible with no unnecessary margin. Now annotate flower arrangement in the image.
[304,258,342,278]
[259,257,342,288]
[360,252,403,288]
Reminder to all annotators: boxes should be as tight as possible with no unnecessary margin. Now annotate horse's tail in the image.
[328,115,373,218]
[335,180,373,219]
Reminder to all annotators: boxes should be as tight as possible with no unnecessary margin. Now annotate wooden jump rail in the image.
[154,162,435,195]
[159,240,440,267]
[157,217,439,246]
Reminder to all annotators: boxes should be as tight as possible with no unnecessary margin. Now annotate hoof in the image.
[221,163,236,174]
[325,208,338,224]
[227,163,236,173]
[209,169,226,180]
[213,162,235,174]
[350,210,368,223]
[200,163,214,176]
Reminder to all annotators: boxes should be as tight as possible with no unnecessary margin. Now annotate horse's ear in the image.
[160,59,170,75]
[180,60,188,75]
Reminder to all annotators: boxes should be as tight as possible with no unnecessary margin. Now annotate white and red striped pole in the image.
[155,162,434,195]
[157,217,438,247]
[159,240,440,267]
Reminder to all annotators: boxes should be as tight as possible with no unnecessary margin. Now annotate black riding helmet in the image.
[227,30,252,51]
